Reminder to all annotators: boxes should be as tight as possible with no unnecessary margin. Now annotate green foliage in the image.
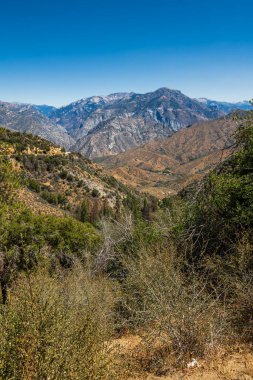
[26,178,41,193]
[59,169,68,179]
[91,188,100,197]
[0,205,100,256]
[173,113,253,271]
[40,189,67,206]
[66,173,74,182]
[78,198,90,222]
[201,119,253,229]
[0,159,20,203]
[0,199,100,303]
[122,193,142,219]
[3,117,253,375]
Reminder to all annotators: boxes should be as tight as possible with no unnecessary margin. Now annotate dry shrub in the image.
[121,247,228,374]
[212,233,253,344]
[0,266,118,380]
[227,272,253,343]
[95,213,135,273]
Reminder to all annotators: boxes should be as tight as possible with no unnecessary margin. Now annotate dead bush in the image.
[121,248,228,374]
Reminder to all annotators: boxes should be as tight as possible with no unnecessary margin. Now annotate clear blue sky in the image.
[1,0,252,106]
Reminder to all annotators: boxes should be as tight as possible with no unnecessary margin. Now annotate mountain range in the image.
[0,88,251,159]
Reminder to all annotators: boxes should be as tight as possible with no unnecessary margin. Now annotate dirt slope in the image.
[100,113,244,197]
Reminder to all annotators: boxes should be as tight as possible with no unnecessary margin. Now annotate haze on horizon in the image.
[1,0,252,107]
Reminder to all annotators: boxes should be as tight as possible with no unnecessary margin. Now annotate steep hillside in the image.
[100,112,249,197]
[1,110,253,380]
[0,127,135,222]
[70,88,224,157]
[0,101,73,149]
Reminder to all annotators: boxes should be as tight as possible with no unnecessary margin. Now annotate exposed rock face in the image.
[72,116,174,158]
[50,93,133,139]
[0,101,74,149]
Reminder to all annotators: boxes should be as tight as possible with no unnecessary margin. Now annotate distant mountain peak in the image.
[0,88,251,160]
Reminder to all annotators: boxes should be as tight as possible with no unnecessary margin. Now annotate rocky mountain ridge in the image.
[0,88,251,159]
[70,89,215,157]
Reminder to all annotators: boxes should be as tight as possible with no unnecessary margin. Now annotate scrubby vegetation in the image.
[0,269,116,380]
[0,111,253,378]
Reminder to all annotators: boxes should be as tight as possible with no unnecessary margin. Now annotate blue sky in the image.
[0,0,252,106]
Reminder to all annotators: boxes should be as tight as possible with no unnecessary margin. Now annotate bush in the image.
[40,190,67,206]
[0,267,117,380]
[121,248,227,372]
[0,203,101,303]
[67,173,74,182]
[27,178,41,193]
[92,188,100,198]
[59,170,68,179]
[0,159,19,203]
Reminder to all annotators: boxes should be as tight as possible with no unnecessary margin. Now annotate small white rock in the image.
[187,358,198,369]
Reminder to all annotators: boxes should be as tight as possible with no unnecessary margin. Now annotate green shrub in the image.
[0,203,101,302]
[66,173,74,182]
[92,188,100,198]
[40,190,67,206]
[59,170,68,179]
[27,178,41,193]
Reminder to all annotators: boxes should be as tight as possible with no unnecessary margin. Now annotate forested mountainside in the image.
[0,88,251,159]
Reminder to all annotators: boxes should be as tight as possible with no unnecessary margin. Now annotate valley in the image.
[99,112,243,197]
